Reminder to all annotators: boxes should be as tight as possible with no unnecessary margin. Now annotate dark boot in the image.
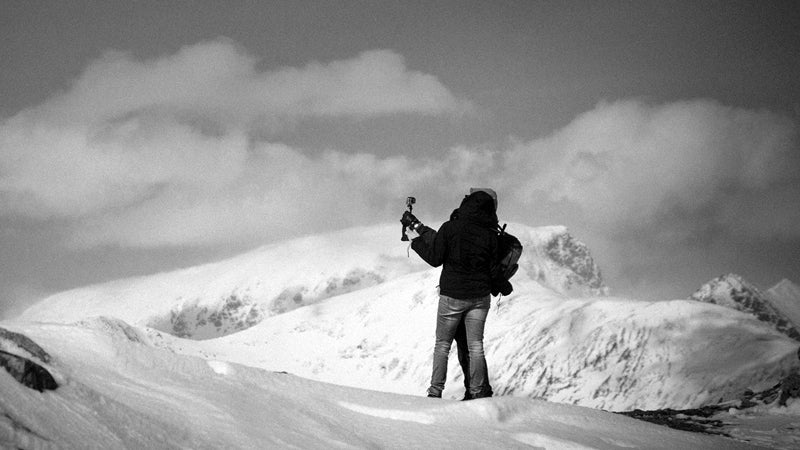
[469,385,494,400]
[426,386,442,398]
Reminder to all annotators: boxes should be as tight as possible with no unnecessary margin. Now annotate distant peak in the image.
[518,225,608,296]
[690,273,800,342]
[696,274,759,293]
[715,273,747,285]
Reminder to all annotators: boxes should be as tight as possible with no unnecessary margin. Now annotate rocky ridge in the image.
[689,274,800,341]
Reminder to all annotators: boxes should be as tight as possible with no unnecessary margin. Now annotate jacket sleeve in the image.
[410,222,450,268]
[410,225,437,266]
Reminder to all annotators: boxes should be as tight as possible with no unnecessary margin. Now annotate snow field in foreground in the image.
[0,319,760,449]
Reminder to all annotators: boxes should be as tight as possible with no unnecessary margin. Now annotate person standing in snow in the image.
[402,188,499,399]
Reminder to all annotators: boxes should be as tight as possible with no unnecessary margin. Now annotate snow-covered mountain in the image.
[146,273,797,412]
[519,225,608,297]
[689,274,800,341]
[21,225,432,339]
[1,319,763,449]
[18,223,799,415]
[767,279,800,329]
[20,223,606,339]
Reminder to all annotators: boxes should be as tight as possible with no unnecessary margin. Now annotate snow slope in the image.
[767,279,800,329]
[20,223,606,339]
[0,319,765,449]
[20,225,431,339]
[151,273,798,412]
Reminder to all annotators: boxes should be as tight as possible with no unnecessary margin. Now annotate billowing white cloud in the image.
[503,99,800,241]
[0,40,472,226]
[0,114,248,218]
[27,38,471,127]
[1,38,797,253]
[66,144,486,248]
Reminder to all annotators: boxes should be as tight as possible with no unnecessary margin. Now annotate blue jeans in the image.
[428,295,491,398]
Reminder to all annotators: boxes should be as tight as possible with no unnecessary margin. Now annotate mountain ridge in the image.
[689,273,800,341]
[17,223,799,412]
[142,272,798,411]
[20,223,607,339]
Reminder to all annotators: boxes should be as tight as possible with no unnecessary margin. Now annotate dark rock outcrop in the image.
[620,373,795,438]
[0,327,58,392]
[544,231,606,293]
[0,350,58,392]
[0,328,52,363]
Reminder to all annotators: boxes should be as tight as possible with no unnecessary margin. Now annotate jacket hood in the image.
[458,191,498,227]
[469,187,497,211]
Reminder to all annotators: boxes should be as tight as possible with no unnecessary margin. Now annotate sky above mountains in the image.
[1,0,799,315]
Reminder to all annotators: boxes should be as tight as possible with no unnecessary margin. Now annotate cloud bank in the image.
[1,39,797,264]
[505,99,800,242]
[0,39,472,245]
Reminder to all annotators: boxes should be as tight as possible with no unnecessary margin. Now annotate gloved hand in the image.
[401,211,420,229]
[491,279,513,297]
[401,211,423,241]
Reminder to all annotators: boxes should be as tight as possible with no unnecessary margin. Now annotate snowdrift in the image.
[0,319,760,449]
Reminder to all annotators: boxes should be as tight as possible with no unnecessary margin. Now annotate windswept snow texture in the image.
[767,279,800,329]
[690,274,800,341]
[0,320,763,449]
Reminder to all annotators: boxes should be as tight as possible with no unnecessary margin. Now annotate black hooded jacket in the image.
[411,191,499,299]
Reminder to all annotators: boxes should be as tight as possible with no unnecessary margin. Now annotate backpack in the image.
[491,224,522,296]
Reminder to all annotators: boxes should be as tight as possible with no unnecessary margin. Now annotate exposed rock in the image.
[778,371,800,406]
[619,406,731,437]
[0,351,58,392]
[150,294,266,340]
[0,327,52,363]
[518,226,609,297]
[620,374,793,438]
[148,268,388,339]
[544,231,606,293]
[0,327,57,392]
[623,345,800,437]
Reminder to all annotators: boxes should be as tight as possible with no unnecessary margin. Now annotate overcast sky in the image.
[2,0,799,316]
